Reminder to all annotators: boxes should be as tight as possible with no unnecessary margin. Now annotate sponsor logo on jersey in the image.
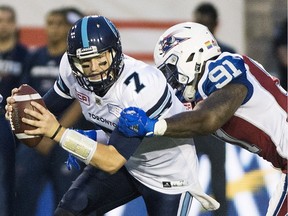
[76,90,90,105]
[162,180,187,188]
[162,181,172,188]
[107,104,122,118]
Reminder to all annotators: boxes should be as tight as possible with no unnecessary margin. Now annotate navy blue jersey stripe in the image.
[43,88,74,116]
[56,76,71,96]
[146,84,172,119]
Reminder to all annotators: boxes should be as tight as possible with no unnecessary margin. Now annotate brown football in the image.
[10,84,46,147]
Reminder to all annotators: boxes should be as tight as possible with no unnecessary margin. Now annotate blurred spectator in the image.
[194,2,236,53]
[273,18,287,90]
[192,3,237,216]
[15,7,94,216]
[0,5,30,216]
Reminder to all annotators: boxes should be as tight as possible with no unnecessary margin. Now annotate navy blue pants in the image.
[0,108,16,216]
[15,144,83,216]
[55,165,192,216]
[194,135,227,216]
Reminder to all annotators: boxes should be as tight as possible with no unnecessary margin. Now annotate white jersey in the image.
[196,52,288,172]
[54,53,218,209]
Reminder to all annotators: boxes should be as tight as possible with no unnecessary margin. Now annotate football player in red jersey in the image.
[118,22,288,216]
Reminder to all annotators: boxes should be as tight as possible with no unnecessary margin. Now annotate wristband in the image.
[60,129,97,165]
[154,119,167,136]
[50,124,62,140]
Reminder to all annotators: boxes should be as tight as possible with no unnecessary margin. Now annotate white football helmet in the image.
[154,22,221,101]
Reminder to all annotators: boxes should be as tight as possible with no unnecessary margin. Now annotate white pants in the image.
[266,173,288,216]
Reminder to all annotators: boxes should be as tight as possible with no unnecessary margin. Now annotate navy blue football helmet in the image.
[67,15,124,96]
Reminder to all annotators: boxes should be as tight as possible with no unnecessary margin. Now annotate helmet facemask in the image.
[70,47,121,96]
[158,48,204,102]
[158,54,189,100]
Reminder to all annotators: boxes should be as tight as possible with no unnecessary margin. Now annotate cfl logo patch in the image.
[76,90,90,105]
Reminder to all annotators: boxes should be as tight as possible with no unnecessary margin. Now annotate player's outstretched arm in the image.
[164,83,247,137]
[22,101,127,174]
[118,83,247,138]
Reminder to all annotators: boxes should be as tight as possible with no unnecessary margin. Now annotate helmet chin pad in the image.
[183,85,196,102]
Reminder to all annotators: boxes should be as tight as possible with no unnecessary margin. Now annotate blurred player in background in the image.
[194,3,235,53]
[191,3,237,215]
[118,22,288,216]
[15,7,93,216]
[0,5,30,216]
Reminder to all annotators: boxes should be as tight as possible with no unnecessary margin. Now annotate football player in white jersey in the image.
[118,22,288,216]
[5,16,220,215]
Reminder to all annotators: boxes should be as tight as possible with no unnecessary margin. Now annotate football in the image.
[10,84,46,147]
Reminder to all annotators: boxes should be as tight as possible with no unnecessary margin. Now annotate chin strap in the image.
[183,80,197,102]
[183,48,204,102]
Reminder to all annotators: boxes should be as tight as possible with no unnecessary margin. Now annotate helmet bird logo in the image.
[159,33,190,57]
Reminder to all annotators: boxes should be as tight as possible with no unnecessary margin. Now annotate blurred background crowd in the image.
[0,0,286,216]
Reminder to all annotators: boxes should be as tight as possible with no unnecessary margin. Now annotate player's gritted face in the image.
[80,50,113,82]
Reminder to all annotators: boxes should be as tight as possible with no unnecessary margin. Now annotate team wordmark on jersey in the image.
[88,112,117,128]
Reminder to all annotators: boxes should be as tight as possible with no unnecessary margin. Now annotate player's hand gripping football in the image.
[21,101,62,140]
[6,89,61,141]
[118,107,157,137]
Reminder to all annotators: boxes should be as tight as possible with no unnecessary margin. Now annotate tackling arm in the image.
[164,83,247,137]
[118,83,247,138]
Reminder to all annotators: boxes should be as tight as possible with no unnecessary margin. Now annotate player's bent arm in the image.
[163,83,247,137]
[21,101,127,174]
[31,123,126,174]
[52,128,126,174]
